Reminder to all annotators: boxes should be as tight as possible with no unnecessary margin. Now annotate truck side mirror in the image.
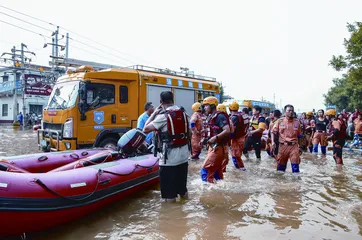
[79,83,87,101]
[78,101,87,121]
[78,82,88,121]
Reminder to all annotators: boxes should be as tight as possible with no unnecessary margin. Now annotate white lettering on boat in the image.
[0,183,8,188]
[70,182,87,188]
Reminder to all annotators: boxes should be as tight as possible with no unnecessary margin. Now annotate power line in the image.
[69,38,135,64]
[0,4,160,67]
[0,19,51,40]
[0,19,124,66]
[63,28,155,66]
[0,11,54,33]
[0,4,53,26]
[69,45,128,66]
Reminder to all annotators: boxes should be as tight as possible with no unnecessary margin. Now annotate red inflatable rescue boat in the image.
[0,131,159,238]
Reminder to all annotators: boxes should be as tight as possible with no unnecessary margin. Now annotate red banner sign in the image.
[24,74,53,96]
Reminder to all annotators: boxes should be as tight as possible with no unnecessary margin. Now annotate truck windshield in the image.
[46,81,79,110]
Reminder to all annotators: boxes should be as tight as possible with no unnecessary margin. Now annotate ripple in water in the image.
[2,127,362,239]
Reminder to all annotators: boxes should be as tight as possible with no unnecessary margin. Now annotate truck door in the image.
[77,80,138,148]
[77,82,117,148]
[117,80,138,128]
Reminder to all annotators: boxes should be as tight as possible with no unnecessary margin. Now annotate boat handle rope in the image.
[34,169,102,202]
[100,158,159,177]
[33,158,159,201]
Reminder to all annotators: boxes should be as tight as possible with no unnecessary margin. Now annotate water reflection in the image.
[1,127,362,240]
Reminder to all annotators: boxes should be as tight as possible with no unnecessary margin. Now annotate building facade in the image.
[0,65,56,123]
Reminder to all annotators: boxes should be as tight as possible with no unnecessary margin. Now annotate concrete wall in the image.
[0,95,48,123]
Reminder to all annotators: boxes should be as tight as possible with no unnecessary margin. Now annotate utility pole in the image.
[1,44,35,124]
[55,26,59,59]
[51,38,55,70]
[65,33,69,69]
[21,43,26,126]
[12,46,17,123]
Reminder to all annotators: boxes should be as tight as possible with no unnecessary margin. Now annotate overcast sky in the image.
[0,0,361,112]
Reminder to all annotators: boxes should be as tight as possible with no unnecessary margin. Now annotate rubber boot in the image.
[291,164,300,173]
[266,150,271,156]
[214,171,221,180]
[277,164,287,172]
[313,144,319,153]
[232,157,239,169]
[200,168,208,182]
[321,146,326,155]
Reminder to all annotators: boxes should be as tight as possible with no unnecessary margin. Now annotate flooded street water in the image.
[1,126,362,239]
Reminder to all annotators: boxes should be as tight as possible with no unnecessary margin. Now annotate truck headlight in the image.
[63,118,73,138]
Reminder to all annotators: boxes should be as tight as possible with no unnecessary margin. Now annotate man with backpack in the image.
[143,91,190,202]
[228,101,249,171]
[200,96,231,183]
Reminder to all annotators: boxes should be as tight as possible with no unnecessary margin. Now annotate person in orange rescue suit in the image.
[312,109,329,155]
[189,102,204,160]
[326,111,347,165]
[354,112,362,139]
[243,105,267,160]
[266,109,282,158]
[227,101,250,171]
[303,111,315,153]
[216,104,230,173]
[200,97,231,183]
[271,104,302,173]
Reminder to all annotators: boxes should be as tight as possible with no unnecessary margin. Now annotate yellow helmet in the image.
[191,102,202,112]
[229,101,239,111]
[326,109,336,116]
[306,111,313,116]
[202,96,218,106]
[216,104,226,113]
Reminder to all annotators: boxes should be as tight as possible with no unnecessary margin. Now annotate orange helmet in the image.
[216,104,226,113]
[306,111,313,116]
[202,96,218,106]
[326,109,336,117]
[229,101,239,111]
[191,102,202,112]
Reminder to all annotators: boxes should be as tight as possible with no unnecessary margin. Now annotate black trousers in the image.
[243,136,262,158]
[333,139,345,159]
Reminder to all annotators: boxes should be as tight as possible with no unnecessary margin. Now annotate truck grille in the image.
[43,123,62,139]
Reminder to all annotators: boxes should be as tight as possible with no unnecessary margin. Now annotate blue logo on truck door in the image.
[94,111,104,124]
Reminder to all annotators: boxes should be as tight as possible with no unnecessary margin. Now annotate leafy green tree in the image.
[325,22,362,111]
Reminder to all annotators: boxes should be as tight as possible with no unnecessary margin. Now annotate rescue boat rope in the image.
[35,169,101,202]
[33,158,159,201]
[101,158,159,177]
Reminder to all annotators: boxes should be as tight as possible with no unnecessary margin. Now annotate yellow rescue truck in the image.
[38,65,219,151]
